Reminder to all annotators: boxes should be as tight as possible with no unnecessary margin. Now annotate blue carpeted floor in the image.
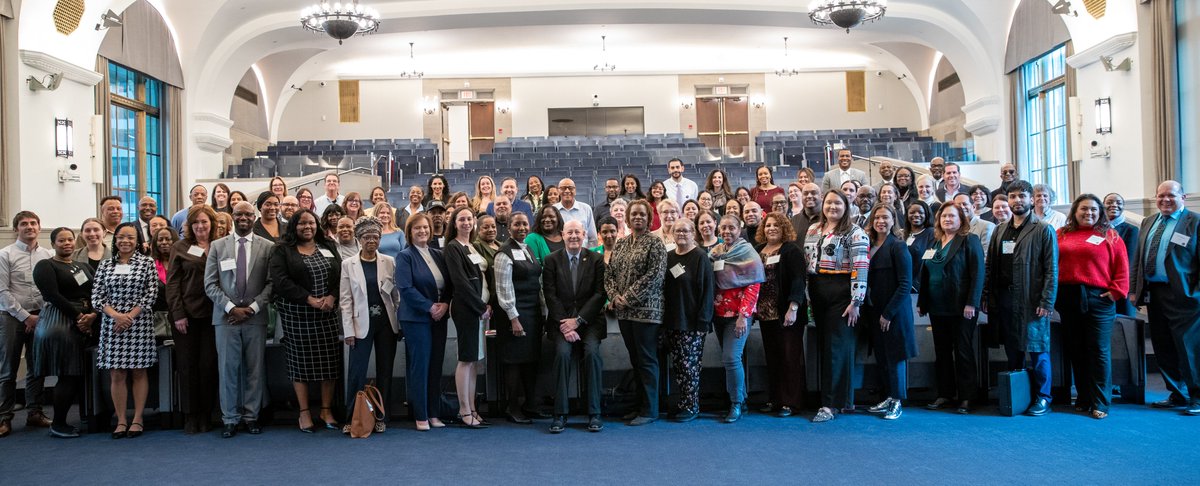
[0,380,1193,485]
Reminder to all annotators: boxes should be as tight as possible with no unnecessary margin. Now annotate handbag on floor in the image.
[997,370,1031,416]
[349,384,386,438]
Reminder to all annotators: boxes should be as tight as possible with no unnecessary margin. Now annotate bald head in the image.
[232,201,257,236]
[929,157,945,179]
[1156,180,1186,216]
[801,183,822,211]
[1000,162,1017,183]
[563,220,585,251]
[138,196,157,222]
[280,196,300,219]
[558,178,577,206]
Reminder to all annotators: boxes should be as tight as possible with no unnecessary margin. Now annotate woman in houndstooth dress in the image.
[269,209,342,432]
[92,223,158,438]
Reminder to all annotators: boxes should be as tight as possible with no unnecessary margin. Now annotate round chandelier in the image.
[300,1,381,45]
[808,0,887,33]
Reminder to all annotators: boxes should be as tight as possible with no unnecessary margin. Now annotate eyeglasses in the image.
[1001,169,1016,175]
[560,186,576,192]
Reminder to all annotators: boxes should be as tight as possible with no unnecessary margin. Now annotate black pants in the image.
[1057,284,1115,412]
[552,328,604,416]
[810,274,856,410]
[929,314,979,401]
[345,317,398,422]
[175,317,218,419]
[1147,286,1188,401]
[1148,283,1200,404]
[619,320,661,418]
[759,319,806,409]
[504,362,538,414]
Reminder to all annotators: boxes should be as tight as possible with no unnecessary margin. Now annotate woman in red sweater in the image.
[1055,193,1129,420]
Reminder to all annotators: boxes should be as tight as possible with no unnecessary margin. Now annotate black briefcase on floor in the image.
[998,370,1031,416]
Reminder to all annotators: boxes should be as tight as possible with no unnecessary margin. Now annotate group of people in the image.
[1,153,1197,440]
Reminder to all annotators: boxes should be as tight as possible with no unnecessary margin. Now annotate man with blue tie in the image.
[543,221,607,433]
[204,202,275,437]
[1130,181,1200,415]
[662,158,698,207]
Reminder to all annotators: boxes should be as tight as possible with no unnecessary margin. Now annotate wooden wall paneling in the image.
[845,71,866,113]
[339,80,360,123]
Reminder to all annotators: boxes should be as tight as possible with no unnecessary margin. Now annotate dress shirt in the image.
[493,243,535,320]
[314,193,345,217]
[1145,208,1185,283]
[663,177,699,206]
[485,199,533,220]
[222,233,262,314]
[0,240,54,322]
[415,246,445,293]
[554,201,598,247]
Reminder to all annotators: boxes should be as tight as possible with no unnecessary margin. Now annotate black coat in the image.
[268,241,341,304]
[754,241,808,323]
[906,229,935,292]
[543,247,607,338]
[1112,221,1139,317]
[443,239,488,321]
[918,233,985,315]
[863,235,917,362]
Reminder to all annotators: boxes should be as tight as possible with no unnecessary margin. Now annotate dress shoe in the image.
[1152,397,1188,409]
[127,423,144,438]
[472,412,492,426]
[111,423,129,439]
[245,421,263,435]
[0,419,11,438]
[587,415,604,432]
[415,421,431,432]
[673,410,699,423]
[926,397,950,410]
[627,416,656,426]
[221,424,237,439]
[319,408,339,430]
[621,410,639,421]
[759,402,775,414]
[868,399,893,413]
[49,423,81,439]
[1185,403,1200,416]
[506,411,533,425]
[723,403,743,424]
[429,418,446,428]
[776,406,793,418]
[523,409,552,419]
[26,411,52,428]
[883,400,903,420]
[549,416,566,434]
[456,413,488,429]
[957,401,971,415]
[298,409,316,434]
[1025,398,1050,416]
[811,407,836,423]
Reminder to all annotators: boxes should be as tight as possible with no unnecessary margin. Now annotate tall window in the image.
[1019,45,1069,205]
[109,62,167,221]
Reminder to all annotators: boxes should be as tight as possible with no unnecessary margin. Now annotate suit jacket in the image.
[1130,210,1200,321]
[443,239,488,320]
[984,215,1058,352]
[820,167,869,193]
[543,247,607,335]
[339,254,400,337]
[204,232,274,327]
[1112,220,1140,316]
[268,241,341,304]
[917,233,985,314]
[394,245,451,323]
[755,241,808,322]
[864,234,917,362]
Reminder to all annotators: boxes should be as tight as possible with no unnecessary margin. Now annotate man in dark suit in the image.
[543,220,607,433]
[204,202,275,437]
[1130,181,1200,415]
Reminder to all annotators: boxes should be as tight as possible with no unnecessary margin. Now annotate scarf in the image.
[711,238,766,290]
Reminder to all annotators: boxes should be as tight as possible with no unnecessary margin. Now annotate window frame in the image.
[107,62,168,221]
[1018,45,1070,206]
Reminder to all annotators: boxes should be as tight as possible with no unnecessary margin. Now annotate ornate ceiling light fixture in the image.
[300,1,381,45]
[774,37,800,77]
[593,35,616,72]
[808,0,887,34]
[399,42,424,78]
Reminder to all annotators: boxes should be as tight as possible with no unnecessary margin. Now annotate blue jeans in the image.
[1006,349,1051,401]
[714,316,750,404]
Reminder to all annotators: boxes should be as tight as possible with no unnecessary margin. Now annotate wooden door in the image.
[696,98,722,158]
[440,102,450,172]
[469,101,495,161]
[724,97,749,159]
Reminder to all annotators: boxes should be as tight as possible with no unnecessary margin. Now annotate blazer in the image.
[864,234,918,362]
[820,167,869,193]
[166,239,214,320]
[252,219,286,243]
[755,241,808,322]
[1130,209,1200,324]
[906,229,936,291]
[543,247,607,334]
[268,241,342,304]
[340,254,400,337]
[395,245,451,323]
[984,215,1058,352]
[1112,220,1140,316]
[203,232,274,327]
[917,233,985,314]
[443,239,488,319]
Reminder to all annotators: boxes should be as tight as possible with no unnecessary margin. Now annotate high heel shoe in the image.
[429,418,446,428]
[472,412,492,426]
[415,421,431,431]
[297,409,315,434]
[319,407,339,430]
[456,413,488,429]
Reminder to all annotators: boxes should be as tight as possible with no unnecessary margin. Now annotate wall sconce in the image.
[421,96,438,115]
[751,96,765,109]
[496,101,512,114]
[679,96,694,109]
[1095,98,1112,134]
[55,118,73,157]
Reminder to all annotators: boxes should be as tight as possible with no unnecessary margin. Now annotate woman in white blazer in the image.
[339,217,401,433]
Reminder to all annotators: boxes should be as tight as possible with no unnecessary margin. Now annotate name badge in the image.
[73,271,89,285]
[512,250,526,261]
[1171,233,1191,247]
[438,237,445,248]
[318,248,334,258]
[669,263,686,278]
[906,236,915,246]
[765,255,781,265]
[713,260,726,271]
[381,279,395,294]
[1085,235,1105,246]
[187,245,204,257]
[663,243,677,252]
[220,259,237,272]
[468,253,485,265]
[114,264,132,275]
[1002,241,1016,255]
[922,249,936,260]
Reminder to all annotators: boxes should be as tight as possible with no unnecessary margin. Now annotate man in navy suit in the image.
[1130,181,1200,415]
[543,221,607,433]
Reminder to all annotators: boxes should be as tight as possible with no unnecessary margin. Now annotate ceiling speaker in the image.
[53,0,86,35]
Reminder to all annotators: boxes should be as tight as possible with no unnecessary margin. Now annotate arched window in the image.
[107,62,167,219]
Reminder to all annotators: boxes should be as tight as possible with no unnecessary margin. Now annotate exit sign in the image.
[459,90,476,99]
[712,86,729,95]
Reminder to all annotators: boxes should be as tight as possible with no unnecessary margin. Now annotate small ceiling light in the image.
[400,42,424,79]
[593,35,616,72]
[775,37,800,77]
[808,0,887,33]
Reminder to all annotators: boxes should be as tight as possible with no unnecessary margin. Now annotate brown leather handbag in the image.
[349,384,386,438]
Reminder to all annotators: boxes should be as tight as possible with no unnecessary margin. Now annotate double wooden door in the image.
[696,97,749,159]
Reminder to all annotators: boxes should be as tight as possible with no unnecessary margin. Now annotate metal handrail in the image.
[287,166,377,195]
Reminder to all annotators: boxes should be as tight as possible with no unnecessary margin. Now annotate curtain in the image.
[1008,72,1022,175]
[166,85,184,210]
[97,0,184,88]
[1004,0,1072,74]
[95,57,112,203]
[1149,0,1179,182]
[0,17,8,224]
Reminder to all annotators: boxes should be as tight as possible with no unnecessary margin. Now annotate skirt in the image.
[453,308,485,362]
[32,304,86,377]
[277,298,342,381]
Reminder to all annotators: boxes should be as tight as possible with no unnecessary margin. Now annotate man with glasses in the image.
[279,196,300,221]
[554,178,598,247]
[594,178,622,225]
[929,157,946,188]
[990,163,1018,199]
[313,173,344,217]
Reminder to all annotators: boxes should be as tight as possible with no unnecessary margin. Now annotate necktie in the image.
[569,254,579,294]
[236,237,248,301]
[675,182,683,206]
[1146,215,1170,277]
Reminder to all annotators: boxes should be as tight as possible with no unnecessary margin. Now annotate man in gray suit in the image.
[820,149,869,193]
[204,202,274,437]
[1130,180,1200,415]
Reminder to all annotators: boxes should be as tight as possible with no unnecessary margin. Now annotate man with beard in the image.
[593,178,622,225]
[742,202,763,245]
[990,163,1018,200]
[662,158,699,207]
[790,183,823,238]
[983,180,1058,416]
[492,195,514,242]
[280,196,300,221]
[0,211,53,436]
[854,185,876,227]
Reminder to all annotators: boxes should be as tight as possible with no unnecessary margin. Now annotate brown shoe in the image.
[26,411,52,428]
[0,419,11,438]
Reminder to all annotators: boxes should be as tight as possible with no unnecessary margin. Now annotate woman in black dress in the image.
[443,207,491,428]
[32,227,98,438]
[269,209,342,433]
[493,212,545,423]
